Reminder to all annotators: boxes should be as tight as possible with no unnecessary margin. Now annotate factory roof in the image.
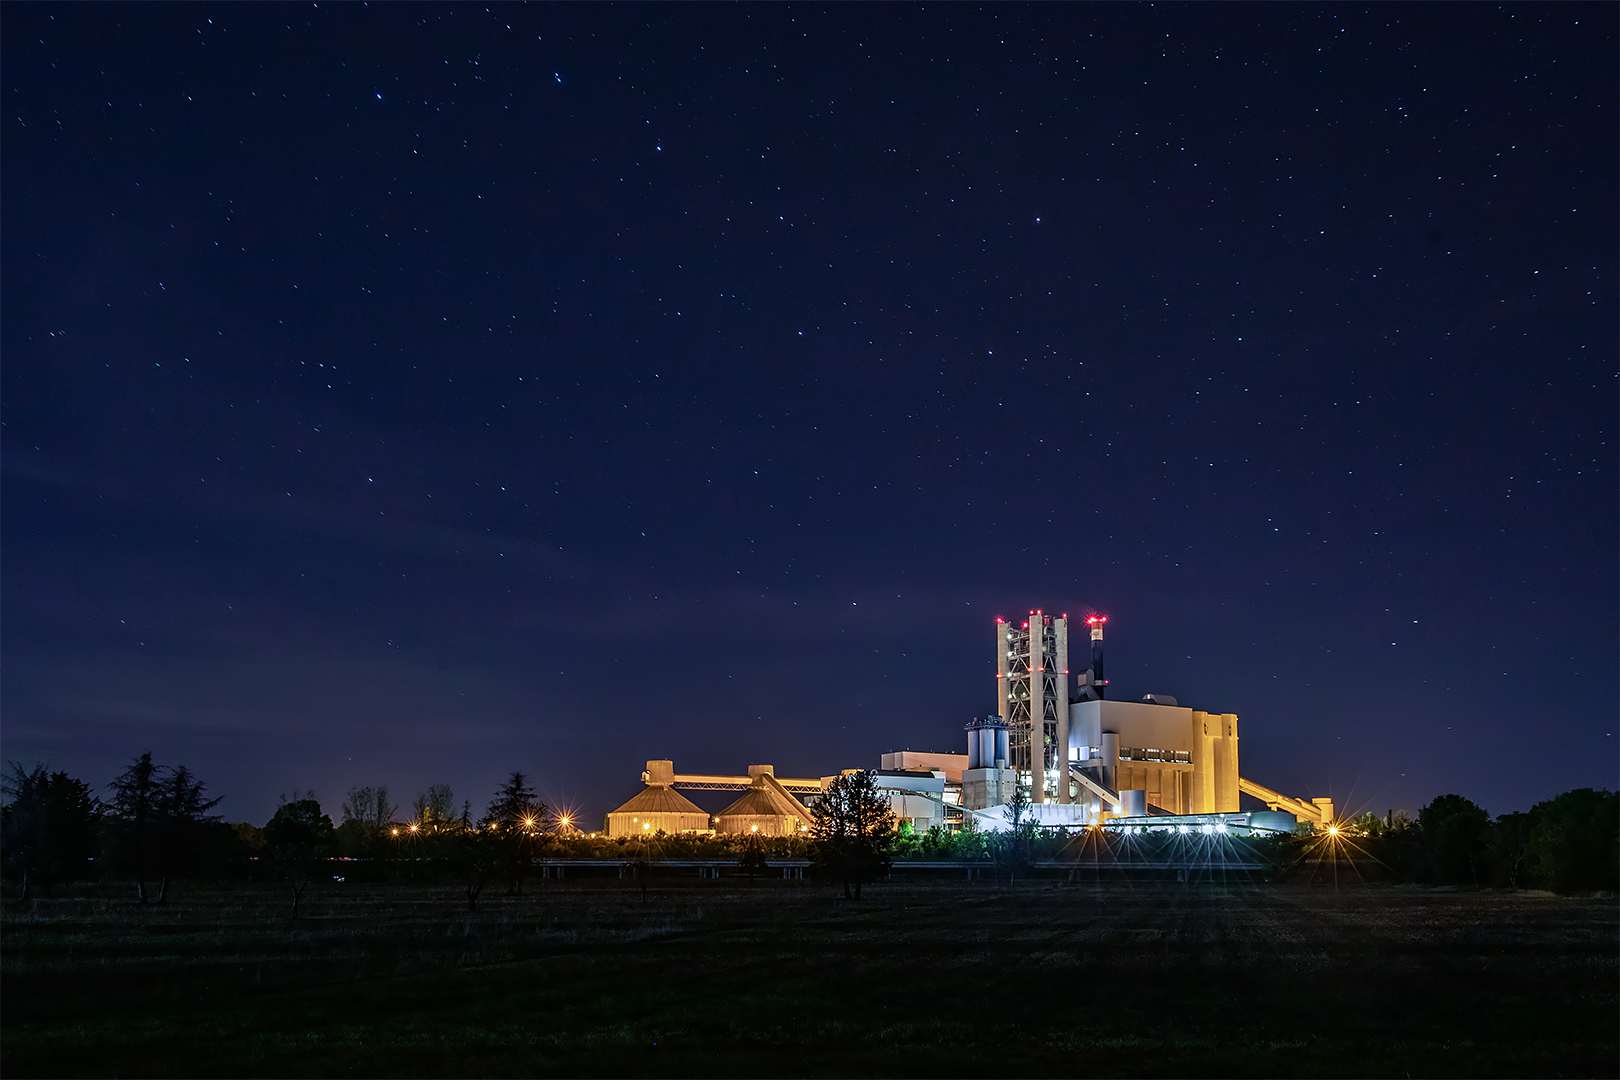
[609,784,708,817]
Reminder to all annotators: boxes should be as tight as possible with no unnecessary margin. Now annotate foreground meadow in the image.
[4,877,1615,1077]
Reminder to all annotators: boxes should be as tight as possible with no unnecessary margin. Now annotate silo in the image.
[965,721,981,769]
[1101,731,1120,794]
[994,723,1010,767]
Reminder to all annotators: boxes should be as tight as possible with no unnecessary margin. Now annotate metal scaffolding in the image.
[996,611,1068,803]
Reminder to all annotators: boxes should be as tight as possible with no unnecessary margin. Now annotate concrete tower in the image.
[1086,615,1108,699]
[995,611,1069,804]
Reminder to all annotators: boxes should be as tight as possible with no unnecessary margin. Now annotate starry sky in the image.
[4,4,1615,828]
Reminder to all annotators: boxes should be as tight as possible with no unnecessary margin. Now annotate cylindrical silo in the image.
[1101,731,1120,795]
[1054,616,1070,804]
[994,723,1010,767]
[965,723,981,770]
[1120,789,1147,817]
[1088,616,1108,700]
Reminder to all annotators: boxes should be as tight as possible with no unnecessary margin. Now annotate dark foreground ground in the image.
[3,876,1616,1077]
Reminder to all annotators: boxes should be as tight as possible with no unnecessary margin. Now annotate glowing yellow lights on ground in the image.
[1327,825,1339,836]
[391,828,399,836]
[751,824,760,833]
[409,824,418,833]
[524,818,534,826]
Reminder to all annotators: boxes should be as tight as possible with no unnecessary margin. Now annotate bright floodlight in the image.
[1328,825,1339,836]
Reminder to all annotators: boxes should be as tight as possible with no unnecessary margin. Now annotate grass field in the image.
[4,875,1616,1077]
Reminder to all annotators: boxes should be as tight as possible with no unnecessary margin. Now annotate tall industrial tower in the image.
[995,611,1068,803]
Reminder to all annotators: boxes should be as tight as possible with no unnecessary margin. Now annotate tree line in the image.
[4,755,1614,904]
[1326,788,1619,892]
[0,757,907,906]
[0,755,554,912]
[821,783,1618,894]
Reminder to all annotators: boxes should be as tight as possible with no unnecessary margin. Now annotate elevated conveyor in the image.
[640,767,822,793]
[1239,777,1334,825]
[1068,766,1122,811]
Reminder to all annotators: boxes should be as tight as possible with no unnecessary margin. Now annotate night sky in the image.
[4,4,1614,829]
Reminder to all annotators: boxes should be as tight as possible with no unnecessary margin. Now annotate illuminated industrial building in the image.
[713,765,816,836]
[995,611,1067,801]
[603,760,821,838]
[603,610,1333,836]
[602,782,710,837]
[977,609,1333,828]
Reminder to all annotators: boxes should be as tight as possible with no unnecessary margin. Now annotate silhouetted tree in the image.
[1,762,101,900]
[738,830,768,884]
[441,818,503,912]
[264,797,338,919]
[224,823,266,882]
[151,765,223,902]
[189,819,259,882]
[988,785,1035,882]
[1488,810,1534,888]
[952,814,988,866]
[1523,788,1619,893]
[1419,794,1491,885]
[811,770,896,899]
[484,772,547,894]
[410,783,456,832]
[337,785,398,864]
[106,753,163,902]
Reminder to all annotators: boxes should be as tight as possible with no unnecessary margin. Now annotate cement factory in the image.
[605,611,1332,839]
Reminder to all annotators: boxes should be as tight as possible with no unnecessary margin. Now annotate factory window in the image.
[1121,747,1190,764]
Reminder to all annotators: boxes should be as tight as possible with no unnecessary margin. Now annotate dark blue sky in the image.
[4,3,1614,828]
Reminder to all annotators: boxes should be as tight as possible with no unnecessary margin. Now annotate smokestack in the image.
[1087,616,1108,700]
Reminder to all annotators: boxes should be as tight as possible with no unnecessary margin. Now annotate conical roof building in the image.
[714,766,815,837]
[604,783,711,837]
